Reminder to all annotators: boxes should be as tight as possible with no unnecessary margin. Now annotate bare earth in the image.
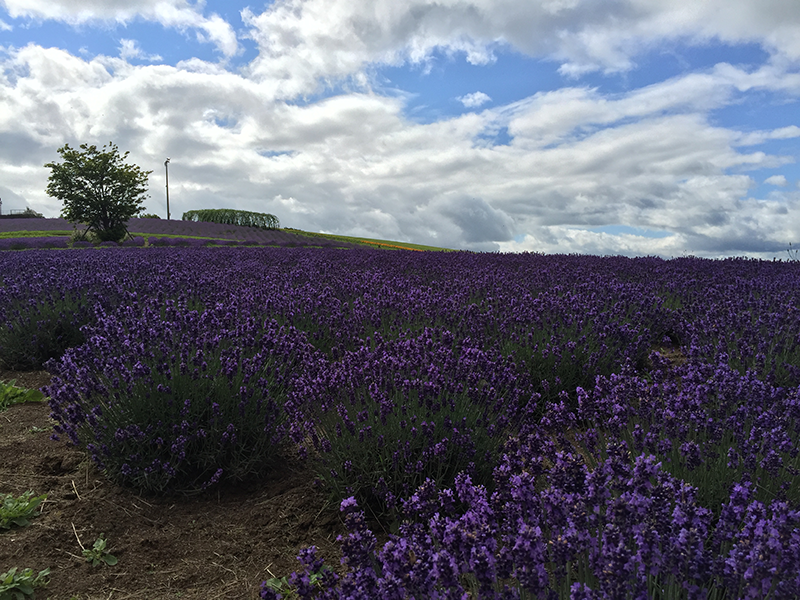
[0,370,347,600]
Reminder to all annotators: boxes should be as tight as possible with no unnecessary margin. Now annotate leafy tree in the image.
[45,143,152,242]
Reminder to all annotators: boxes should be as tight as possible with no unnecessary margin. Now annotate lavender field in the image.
[1,247,799,599]
[0,217,417,250]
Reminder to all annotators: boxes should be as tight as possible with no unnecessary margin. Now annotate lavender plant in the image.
[289,328,534,520]
[574,357,800,515]
[6,244,800,596]
[46,299,313,494]
[0,289,91,370]
[267,441,800,599]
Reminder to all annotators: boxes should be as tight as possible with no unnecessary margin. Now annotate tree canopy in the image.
[45,143,152,242]
[182,208,280,230]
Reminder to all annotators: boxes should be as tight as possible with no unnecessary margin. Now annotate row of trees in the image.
[44,143,280,242]
[182,208,279,230]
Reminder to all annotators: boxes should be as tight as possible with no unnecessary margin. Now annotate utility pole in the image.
[0,197,3,216]
[164,158,171,220]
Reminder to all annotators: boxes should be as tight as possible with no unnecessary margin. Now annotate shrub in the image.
[575,358,800,515]
[121,236,146,247]
[0,291,91,370]
[268,445,800,599]
[46,300,314,494]
[289,328,534,520]
[32,237,69,249]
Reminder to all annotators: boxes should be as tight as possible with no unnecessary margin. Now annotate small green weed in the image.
[263,566,333,599]
[0,492,46,530]
[82,535,118,567]
[0,381,45,412]
[0,567,50,600]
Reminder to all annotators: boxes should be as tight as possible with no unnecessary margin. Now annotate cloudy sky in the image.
[1,0,799,257]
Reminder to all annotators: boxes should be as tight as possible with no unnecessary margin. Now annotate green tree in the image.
[45,142,152,242]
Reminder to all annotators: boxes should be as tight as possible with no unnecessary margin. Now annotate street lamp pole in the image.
[164,158,171,220]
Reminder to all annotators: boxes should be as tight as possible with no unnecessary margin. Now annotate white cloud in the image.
[498,228,686,257]
[2,0,800,257]
[0,18,12,30]
[236,0,800,97]
[119,39,162,62]
[765,174,788,186]
[458,91,491,108]
[1,0,240,57]
[4,41,798,257]
[736,125,800,146]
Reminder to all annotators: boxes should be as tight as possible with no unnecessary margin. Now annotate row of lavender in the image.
[1,248,799,598]
[0,236,359,251]
[0,217,362,249]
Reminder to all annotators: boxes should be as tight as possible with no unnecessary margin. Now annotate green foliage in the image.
[0,567,49,600]
[82,535,118,567]
[140,213,161,219]
[263,566,333,599]
[0,231,72,239]
[0,492,46,530]
[0,291,90,370]
[182,208,280,230]
[68,225,93,244]
[45,142,152,243]
[0,381,45,412]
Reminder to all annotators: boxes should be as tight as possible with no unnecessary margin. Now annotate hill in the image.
[0,218,450,251]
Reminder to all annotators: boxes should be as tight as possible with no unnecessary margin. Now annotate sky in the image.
[1,1,799,257]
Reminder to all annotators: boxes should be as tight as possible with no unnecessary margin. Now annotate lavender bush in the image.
[0,288,92,370]
[46,299,313,494]
[575,357,800,515]
[289,328,533,518]
[265,441,800,599]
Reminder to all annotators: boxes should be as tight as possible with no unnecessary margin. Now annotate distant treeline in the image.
[182,208,280,230]
[0,208,44,220]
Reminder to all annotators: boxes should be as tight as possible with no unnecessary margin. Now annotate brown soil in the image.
[0,370,347,600]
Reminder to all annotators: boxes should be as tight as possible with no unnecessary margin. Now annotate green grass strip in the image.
[0,231,73,239]
[284,229,452,251]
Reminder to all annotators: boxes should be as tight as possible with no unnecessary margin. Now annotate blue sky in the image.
[1,0,799,257]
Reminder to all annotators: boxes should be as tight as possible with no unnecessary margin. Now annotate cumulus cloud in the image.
[119,39,162,62]
[3,38,800,256]
[765,174,788,186]
[0,17,12,30]
[458,91,491,108]
[236,0,800,97]
[2,0,800,257]
[1,0,240,57]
